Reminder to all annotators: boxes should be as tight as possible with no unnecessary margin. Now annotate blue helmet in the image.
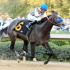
[56,17,63,23]
[41,4,48,11]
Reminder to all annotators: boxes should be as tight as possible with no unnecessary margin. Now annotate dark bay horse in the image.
[7,11,64,64]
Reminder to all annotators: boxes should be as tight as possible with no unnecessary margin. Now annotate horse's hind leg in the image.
[20,40,29,60]
[8,32,21,59]
[8,32,16,51]
[20,40,29,59]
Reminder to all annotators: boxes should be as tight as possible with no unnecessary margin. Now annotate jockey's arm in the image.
[27,13,36,22]
[27,12,48,21]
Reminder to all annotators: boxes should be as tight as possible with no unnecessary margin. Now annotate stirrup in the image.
[26,24,31,30]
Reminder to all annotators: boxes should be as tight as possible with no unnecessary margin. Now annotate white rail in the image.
[0,34,70,40]
[50,34,70,40]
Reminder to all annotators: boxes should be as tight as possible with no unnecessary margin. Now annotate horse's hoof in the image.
[17,59,21,63]
[23,56,26,61]
[18,55,23,60]
[10,46,14,51]
[33,58,37,62]
[23,51,26,56]
[20,51,26,56]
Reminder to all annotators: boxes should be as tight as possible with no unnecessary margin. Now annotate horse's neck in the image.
[36,21,53,34]
[43,21,53,34]
[36,21,46,28]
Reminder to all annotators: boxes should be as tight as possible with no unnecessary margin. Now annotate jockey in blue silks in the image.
[26,4,49,28]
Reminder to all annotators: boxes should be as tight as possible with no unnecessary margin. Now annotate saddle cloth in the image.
[14,20,32,35]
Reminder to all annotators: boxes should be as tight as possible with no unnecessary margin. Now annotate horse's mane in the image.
[35,15,52,28]
[38,15,51,24]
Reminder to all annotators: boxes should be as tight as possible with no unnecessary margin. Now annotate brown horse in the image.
[7,11,64,64]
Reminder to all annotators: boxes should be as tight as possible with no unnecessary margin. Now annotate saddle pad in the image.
[15,21,25,32]
[14,21,32,35]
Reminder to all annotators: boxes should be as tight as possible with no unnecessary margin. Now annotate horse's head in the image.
[48,11,64,27]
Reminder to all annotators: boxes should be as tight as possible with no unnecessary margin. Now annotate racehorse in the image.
[7,11,64,64]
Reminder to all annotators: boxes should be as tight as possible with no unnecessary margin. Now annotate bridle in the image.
[46,16,56,25]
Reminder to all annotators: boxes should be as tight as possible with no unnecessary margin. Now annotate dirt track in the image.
[0,60,70,70]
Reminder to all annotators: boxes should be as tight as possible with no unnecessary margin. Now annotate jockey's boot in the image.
[23,21,37,36]
[22,26,29,35]
[26,23,31,30]
[26,20,37,29]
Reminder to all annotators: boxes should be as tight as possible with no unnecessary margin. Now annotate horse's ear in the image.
[51,10,58,14]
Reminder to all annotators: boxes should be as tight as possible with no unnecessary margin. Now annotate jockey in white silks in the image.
[26,4,49,28]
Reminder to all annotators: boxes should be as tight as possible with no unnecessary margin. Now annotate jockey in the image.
[14,4,49,35]
[26,4,49,29]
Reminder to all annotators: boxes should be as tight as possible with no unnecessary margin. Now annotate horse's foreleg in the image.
[43,42,54,64]
[30,42,36,61]
[9,33,16,51]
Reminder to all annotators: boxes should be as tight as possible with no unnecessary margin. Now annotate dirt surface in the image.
[0,60,70,70]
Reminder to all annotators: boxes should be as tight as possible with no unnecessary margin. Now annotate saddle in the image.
[14,20,33,36]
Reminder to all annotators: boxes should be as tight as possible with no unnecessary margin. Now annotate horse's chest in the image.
[32,32,50,43]
[29,24,50,43]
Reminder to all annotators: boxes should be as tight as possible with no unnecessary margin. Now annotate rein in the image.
[46,16,56,25]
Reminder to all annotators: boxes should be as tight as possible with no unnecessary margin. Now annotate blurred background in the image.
[0,0,70,18]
